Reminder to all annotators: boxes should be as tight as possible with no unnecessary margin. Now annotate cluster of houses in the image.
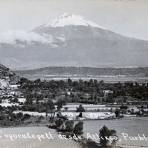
[0,78,26,107]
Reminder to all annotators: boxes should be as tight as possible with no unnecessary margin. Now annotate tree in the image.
[120,105,128,110]
[16,112,24,122]
[115,109,120,118]
[19,77,29,84]
[25,95,33,105]
[34,79,41,84]
[46,100,55,117]
[99,126,117,147]
[13,97,18,103]
[76,105,85,112]
[68,78,72,86]
[57,99,66,111]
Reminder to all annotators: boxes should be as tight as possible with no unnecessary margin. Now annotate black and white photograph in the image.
[0,0,148,148]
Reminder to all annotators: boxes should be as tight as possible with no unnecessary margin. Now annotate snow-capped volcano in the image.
[0,13,107,46]
[44,13,103,28]
[0,13,148,70]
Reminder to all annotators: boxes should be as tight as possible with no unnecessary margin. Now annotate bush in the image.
[55,118,64,128]
[22,114,31,121]
[73,121,83,136]
[65,120,74,132]
[99,125,117,147]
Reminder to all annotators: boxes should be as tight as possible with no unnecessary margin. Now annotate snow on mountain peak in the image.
[45,13,105,29]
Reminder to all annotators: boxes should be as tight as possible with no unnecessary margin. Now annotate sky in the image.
[0,0,148,40]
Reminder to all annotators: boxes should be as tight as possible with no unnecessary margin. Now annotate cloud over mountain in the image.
[0,30,53,45]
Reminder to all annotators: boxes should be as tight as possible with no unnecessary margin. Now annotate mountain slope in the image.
[0,63,9,78]
[0,14,148,69]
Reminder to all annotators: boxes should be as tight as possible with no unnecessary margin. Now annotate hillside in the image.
[0,64,10,78]
[14,66,148,81]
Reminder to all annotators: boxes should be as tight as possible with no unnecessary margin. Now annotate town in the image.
[1,64,148,127]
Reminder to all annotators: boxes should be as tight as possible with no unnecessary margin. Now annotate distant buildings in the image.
[0,78,26,107]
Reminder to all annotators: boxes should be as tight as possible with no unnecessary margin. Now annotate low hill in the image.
[14,66,148,81]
